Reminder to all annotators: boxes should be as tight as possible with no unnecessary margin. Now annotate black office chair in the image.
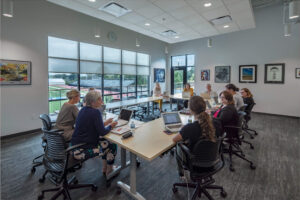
[172,136,227,200]
[38,130,97,200]
[242,102,258,139]
[222,111,256,172]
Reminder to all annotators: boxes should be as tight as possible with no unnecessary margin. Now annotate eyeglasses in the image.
[220,96,225,99]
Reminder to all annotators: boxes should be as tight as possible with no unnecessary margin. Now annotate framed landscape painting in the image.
[264,63,285,84]
[239,65,257,83]
[0,59,32,85]
[201,69,210,81]
[154,68,165,83]
[215,66,230,83]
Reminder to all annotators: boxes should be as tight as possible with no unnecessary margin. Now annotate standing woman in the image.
[173,96,216,177]
[240,88,255,113]
[183,83,194,108]
[55,89,80,141]
[225,84,244,111]
[153,81,163,111]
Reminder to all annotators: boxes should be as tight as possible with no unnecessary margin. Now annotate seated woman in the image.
[153,81,163,111]
[183,83,194,108]
[225,84,244,111]
[240,88,255,113]
[71,91,118,176]
[173,96,216,177]
[55,89,80,141]
[213,91,239,129]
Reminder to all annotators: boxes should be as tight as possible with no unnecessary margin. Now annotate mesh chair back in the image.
[43,129,67,174]
[39,114,52,130]
[191,138,222,168]
[245,102,255,121]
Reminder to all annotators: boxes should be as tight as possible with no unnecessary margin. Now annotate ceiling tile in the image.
[225,0,251,14]
[186,0,225,13]
[169,5,198,20]
[115,0,150,10]
[202,6,230,20]
[181,14,209,27]
[119,12,146,24]
[152,13,176,25]
[135,3,164,18]
[153,0,187,12]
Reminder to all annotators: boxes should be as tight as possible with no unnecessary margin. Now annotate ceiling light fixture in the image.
[284,23,291,36]
[136,38,140,47]
[94,34,100,38]
[2,0,13,18]
[207,38,212,48]
[145,23,150,26]
[289,1,300,19]
[88,0,96,2]
[174,36,179,39]
[204,3,212,7]
[223,25,229,28]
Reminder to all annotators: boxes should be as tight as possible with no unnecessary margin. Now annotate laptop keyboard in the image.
[167,124,182,129]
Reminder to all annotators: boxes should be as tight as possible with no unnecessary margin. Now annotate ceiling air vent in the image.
[99,2,131,17]
[161,30,177,36]
[210,15,232,26]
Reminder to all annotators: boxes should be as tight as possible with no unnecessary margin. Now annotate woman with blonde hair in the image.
[173,96,216,178]
[55,89,80,141]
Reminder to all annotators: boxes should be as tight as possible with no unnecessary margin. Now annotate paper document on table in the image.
[111,126,131,135]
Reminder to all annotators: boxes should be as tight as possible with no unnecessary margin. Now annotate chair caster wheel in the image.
[229,166,235,172]
[250,145,254,149]
[250,164,256,170]
[136,161,141,168]
[172,187,178,193]
[254,132,258,135]
[91,185,98,191]
[39,177,45,183]
[38,194,44,200]
[220,190,227,198]
[250,136,254,139]
[31,167,36,174]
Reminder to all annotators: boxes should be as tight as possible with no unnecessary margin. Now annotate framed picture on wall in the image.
[0,59,32,85]
[215,66,230,83]
[296,68,300,78]
[201,69,210,81]
[264,63,285,84]
[154,68,165,82]
[239,65,257,83]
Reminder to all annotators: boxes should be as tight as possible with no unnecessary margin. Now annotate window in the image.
[48,36,150,113]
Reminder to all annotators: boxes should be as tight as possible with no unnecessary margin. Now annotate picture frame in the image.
[264,63,285,84]
[296,68,300,79]
[154,68,165,83]
[201,69,210,81]
[239,65,257,83]
[0,59,32,85]
[215,66,230,83]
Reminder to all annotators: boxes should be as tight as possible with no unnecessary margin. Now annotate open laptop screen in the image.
[163,113,181,125]
[119,109,133,121]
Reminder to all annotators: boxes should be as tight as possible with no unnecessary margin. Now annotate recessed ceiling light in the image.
[89,0,96,2]
[174,36,179,39]
[204,3,212,7]
[145,23,150,26]
[223,25,229,28]
[94,34,100,38]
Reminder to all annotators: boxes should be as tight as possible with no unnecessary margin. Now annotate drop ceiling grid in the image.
[48,0,256,44]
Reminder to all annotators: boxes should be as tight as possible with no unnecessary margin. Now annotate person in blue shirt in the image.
[71,91,118,176]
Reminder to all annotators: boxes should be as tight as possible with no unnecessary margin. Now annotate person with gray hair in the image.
[55,89,80,141]
[71,91,118,176]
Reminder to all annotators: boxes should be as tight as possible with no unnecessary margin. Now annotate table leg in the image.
[152,102,154,115]
[106,147,130,180]
[147,102,150,116]
[117,152,145,200]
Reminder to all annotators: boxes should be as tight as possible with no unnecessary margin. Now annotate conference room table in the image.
[104,114,190,200]
[169,93,191,111]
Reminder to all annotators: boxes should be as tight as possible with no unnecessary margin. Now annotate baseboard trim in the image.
[252,112,300,119]
[1,128,41,140]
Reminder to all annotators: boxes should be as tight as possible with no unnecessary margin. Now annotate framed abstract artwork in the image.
[264,63,285,84]
[215,66,230,83]
[239,65,257,83]
[0,59,32,85]
[201,69,210,81]
[296,68,300,79]
[154,68,165,83]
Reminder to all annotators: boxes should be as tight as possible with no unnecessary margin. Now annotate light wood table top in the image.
[104,114,190,161]
[169,93,190,100]
[106,96,163,110]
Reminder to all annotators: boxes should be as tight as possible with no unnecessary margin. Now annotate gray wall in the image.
[168,3,300,117]
[0,0,167,136]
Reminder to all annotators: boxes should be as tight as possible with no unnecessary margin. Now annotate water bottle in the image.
[188,115,193,123]
[130,121,136,129]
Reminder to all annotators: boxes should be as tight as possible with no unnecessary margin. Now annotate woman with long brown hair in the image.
[240,88,255,113]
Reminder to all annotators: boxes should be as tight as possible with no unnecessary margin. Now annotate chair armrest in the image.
[65,143,86,153]
[178,142,192,158]
[224,125,240,129]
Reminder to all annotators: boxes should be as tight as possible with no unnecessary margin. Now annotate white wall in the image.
[0,0,167,136]
[168,3,300,117]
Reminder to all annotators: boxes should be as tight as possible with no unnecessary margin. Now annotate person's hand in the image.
[104,118,113,126]
[110,121,118,128]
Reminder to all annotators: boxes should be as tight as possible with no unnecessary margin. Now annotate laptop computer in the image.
[162,112,183,133]
[200,93,210,99]
[115,109,133,127]
[182,91,191,98]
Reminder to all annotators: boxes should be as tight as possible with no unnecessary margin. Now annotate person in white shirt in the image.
[153,81,163,111]
[204,84,218,98]
[225,84,244,111]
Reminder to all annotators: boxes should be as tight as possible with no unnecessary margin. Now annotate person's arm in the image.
[173,125,189,143]
[191,88,194,96]
[217,107,233,124]
[173,133,183,143]
[72,106,79,118]
[94,110,112,136]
